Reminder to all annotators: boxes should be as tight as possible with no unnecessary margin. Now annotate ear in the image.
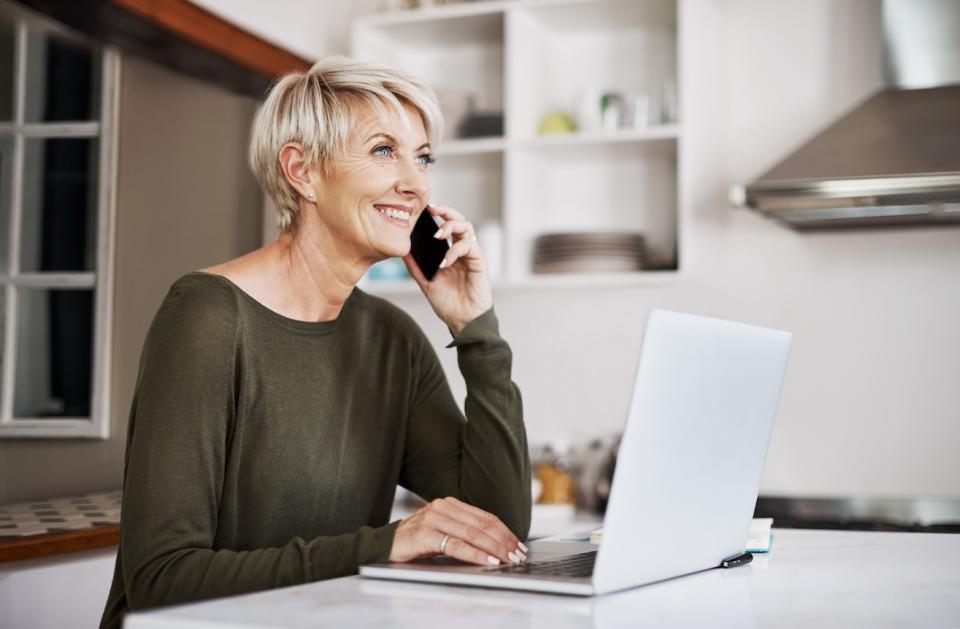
[278,142,316,201]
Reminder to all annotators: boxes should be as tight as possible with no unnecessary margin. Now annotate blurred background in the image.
[0,0,958,626]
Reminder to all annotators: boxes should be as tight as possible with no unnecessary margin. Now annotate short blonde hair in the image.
[249,56,444,231]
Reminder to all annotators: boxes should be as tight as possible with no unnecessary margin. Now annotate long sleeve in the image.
[399,308,532,540]
[114,281,398,615]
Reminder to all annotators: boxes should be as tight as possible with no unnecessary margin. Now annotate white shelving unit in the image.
[352,0,680,293]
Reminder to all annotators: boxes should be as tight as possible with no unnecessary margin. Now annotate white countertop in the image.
[125,529,960,629]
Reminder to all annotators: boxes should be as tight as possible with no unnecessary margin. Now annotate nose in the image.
[396,157,429,202]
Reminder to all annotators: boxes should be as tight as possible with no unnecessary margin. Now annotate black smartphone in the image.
[410,207,450,281]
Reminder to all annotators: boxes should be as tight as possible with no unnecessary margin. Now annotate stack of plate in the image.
[532,232,646,274]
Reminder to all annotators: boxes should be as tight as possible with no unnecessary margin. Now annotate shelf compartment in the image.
[507,0,678,141]
[507,140,678,278]
[353,11,505,116]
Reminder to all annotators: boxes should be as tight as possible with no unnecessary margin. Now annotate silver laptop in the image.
[360,310,792,596]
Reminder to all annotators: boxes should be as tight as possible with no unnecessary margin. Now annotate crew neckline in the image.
[187,271,356,334]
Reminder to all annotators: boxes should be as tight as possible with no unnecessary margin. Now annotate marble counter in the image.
[125,529,960,628]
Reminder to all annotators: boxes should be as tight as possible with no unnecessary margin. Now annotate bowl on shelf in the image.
[532,232,646,274]
[457,112,504,138]
[365,257,410,281]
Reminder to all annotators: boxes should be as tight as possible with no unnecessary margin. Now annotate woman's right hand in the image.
[388,496,528,567]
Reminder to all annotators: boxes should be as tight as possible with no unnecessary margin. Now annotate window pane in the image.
[24,28,100,122]
[0,137,11,274]
[20,138,98,272]
[0,18,13,121]
[14,288,93,418]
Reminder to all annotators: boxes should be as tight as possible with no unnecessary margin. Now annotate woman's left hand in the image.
[403,204,492,336]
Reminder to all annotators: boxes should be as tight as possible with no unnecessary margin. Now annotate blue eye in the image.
[416,153,437,167]
[373,145,435,167]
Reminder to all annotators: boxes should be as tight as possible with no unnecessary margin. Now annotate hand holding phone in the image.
[409,207,450,281]
[403,203,493,337]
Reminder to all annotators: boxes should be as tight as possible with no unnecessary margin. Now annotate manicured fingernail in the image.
[438,259,448,269]
[487,555,500,566]
[434,228,443,238]
[518,542,528,553]
[508,551,520,564]
[516,551,527,563]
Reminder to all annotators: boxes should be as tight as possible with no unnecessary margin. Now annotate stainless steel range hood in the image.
[735,0,960,229]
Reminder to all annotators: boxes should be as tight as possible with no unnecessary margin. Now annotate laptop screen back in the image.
[593,310,791,594]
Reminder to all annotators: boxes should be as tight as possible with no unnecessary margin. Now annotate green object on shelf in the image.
[538,110,576,135]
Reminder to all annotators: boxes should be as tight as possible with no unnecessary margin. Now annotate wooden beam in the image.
[107,0,311,79]
[13,0,313,98]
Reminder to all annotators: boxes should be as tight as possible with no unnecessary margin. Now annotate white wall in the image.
[187,0,381,62]
[389,0,960,500]
[210,0,960,499]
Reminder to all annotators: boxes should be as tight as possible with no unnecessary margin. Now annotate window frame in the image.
[0,10,118,439]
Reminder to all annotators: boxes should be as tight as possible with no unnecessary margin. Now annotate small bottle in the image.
[476,222,502,280]
[577,89,604,134]
[662,77,678,124]
[595,435,620,514]
[536,441,576,505]
[630,93,651,129]
[600,92,624,132]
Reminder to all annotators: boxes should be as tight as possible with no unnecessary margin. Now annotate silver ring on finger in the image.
[439,534,450,555]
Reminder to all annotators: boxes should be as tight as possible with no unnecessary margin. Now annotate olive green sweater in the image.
[101,272,531,628]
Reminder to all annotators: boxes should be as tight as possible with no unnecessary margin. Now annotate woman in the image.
[101,56,531,628]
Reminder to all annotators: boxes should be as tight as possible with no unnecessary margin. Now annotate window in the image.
[0,5,118,438]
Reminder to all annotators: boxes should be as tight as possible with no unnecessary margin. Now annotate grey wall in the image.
[0,55,261,503]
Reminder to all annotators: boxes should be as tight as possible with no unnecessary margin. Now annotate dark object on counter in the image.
[457,112,504,138]
[595,437,619,514]
[568,438,611,512]
[754,495,960,533]
[720,552,754,569]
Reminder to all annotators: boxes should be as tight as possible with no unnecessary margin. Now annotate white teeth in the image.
[378,207,410,221]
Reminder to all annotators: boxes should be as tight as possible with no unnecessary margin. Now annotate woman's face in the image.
[308,100,434,263]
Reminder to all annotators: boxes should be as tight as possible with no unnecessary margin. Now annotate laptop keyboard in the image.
[488,550,597,578]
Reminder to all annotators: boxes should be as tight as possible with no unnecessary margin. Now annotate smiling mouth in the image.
[374,205,412,226]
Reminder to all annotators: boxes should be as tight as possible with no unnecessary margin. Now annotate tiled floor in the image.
[0,489,121,539]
